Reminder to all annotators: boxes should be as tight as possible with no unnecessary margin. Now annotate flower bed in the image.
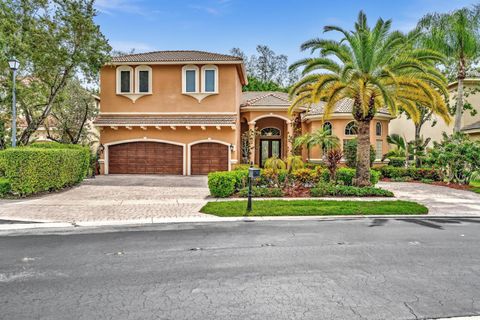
[208,167,386,198]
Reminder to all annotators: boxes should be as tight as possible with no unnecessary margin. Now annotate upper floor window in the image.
[182,65,199,93]
[345,121,358,135]
[375,122,382,136]
[135,65,152,94]
[116,66,133,94]
[201,65,218,93]
[323,121,332,134]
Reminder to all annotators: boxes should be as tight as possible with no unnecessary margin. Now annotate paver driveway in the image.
[0,175,212,223]
[378,181,480,215]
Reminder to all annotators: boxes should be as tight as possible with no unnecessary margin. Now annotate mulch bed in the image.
[381,178,474,192]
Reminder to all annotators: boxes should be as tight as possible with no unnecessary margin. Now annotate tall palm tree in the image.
[293,128,339,162]
[289,11,451,186]
[417,6,480,132]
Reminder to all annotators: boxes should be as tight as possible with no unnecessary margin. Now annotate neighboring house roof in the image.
[109,50,248,85]
[461,120,480,132]
[111,50,242,63]
[447,78,480,90]
[303,98,393,118]
[241,92,290,107]
[93,115,237,126]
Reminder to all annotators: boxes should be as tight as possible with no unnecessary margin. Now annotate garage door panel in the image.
[109,142,183,175]
[190,142,228,175]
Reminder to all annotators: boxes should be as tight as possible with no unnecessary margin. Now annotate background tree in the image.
[289,12,450,186]
[417,5,480,132]
[0,0,111,145]
[45,78,98,144]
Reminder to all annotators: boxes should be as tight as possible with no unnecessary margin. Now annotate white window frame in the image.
[135,65,152,94]
[116,66,133,94]
[375,139,383,160]
[201,65,219,93]
[375,121,382,136]
[182,65,199,93]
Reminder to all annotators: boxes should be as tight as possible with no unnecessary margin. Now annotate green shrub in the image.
[234,164,253,171]
[380,166,441,181]
[0,178,11,196]
[0,146,90,196]
[392,176,414,182]
[238,187,283,197]
[420,178,434,184]
[388,157,406,167]
[344,139,376,168]
[311,183,394,197]
[292,168,318,185]
[319,168,379,186]
[208,170,248,197]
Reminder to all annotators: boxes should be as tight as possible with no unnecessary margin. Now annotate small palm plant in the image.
[286,155,304,173]
[264,155,286,173]
[294,128,339,162]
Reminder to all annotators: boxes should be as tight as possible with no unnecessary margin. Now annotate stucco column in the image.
[287,120,293,156]
[248,121,256,165]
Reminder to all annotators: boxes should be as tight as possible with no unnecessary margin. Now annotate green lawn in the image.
[200,200,428,217]
[470,180,480,194]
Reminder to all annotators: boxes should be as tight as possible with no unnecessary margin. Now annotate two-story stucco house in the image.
[95,50,392,175]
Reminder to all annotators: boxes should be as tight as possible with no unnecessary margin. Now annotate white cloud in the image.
[95,0,146,16]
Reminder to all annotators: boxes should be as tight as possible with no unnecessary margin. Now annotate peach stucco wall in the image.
[100,64,242,113]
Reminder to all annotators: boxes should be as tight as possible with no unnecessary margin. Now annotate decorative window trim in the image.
[344,121,358,136]
[135,65,152,94]
[201,65,219,94]
[260,127,281,137]
[116,66,133,94]
[182,65,199,94]
[375,121,382,136]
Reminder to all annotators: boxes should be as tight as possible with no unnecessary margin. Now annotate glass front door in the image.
[260,139,281,167]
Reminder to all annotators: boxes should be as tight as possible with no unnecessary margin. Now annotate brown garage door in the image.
[109,142,183,174]
[190,142,228,175]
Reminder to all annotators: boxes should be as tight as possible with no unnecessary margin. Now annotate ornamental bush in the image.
[208,170,248,197]
[344,139,376,168]
[319,167,380,186]
[388,157,406,167]
[0,178,11,196]
[380,166,441,181]
[0,145,90,196]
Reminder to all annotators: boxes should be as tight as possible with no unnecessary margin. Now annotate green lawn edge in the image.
[200,200,428,217]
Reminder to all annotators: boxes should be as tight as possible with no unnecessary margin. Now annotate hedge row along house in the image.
[94,50,392,175]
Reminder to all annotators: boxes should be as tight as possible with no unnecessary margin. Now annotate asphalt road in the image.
[1,218,480,320]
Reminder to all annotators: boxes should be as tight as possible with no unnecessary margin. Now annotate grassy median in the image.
[200,200,428,216]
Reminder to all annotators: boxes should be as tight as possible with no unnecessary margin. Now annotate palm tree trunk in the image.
[354,120,372,187]
[454,59,466,133]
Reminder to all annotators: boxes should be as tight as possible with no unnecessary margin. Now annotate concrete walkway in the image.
[378,181,480,216]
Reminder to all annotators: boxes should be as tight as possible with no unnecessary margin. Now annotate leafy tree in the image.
[0,0,111,145]
[45,78,98,144]
[417,5,480,132]
[344,139,375,169]
[428,132,480,184]
[243,76,288,92]
[289,11,451,186]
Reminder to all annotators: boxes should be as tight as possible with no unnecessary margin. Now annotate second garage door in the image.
[109,142,183,174]
[190,142,229,175]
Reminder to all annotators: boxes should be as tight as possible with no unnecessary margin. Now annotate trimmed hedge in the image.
[238,187,283,197]
[0,145,90,196]
[320,168,380,186]
[311,183,394,197]
[380,166,441,181]
[208,170,248,197]
[0,178,11,196]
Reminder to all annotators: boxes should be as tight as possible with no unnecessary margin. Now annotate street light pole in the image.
[8,57,20,147]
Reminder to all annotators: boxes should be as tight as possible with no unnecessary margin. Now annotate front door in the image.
[260,139,281,167]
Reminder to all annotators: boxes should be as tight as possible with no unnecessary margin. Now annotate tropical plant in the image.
[417,5,480,132]
[293,128,339,162]
[240,128,259,164]
[286,155,304,173]
[382,134,407,161]
[289,11,451,186]
[264,155,286,173]
[324,148,343,182]
[343,139,376,169]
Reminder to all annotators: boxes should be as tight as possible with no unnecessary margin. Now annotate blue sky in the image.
[94,0,478,62]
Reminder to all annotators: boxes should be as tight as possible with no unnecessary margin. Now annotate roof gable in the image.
[241,92,290,107]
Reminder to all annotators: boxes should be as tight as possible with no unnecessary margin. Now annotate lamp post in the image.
[8,57,20,147]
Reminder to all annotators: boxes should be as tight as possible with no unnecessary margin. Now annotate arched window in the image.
[323,121,332,134]
[345,121,358,135]
[260,127,281,137]
[375,122,382,136]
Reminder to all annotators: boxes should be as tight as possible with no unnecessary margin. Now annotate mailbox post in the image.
[247,165,260,212]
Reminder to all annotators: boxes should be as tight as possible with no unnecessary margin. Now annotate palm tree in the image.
[293,128,339,162]
[289,11,451,186]
[417,6,480,132]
